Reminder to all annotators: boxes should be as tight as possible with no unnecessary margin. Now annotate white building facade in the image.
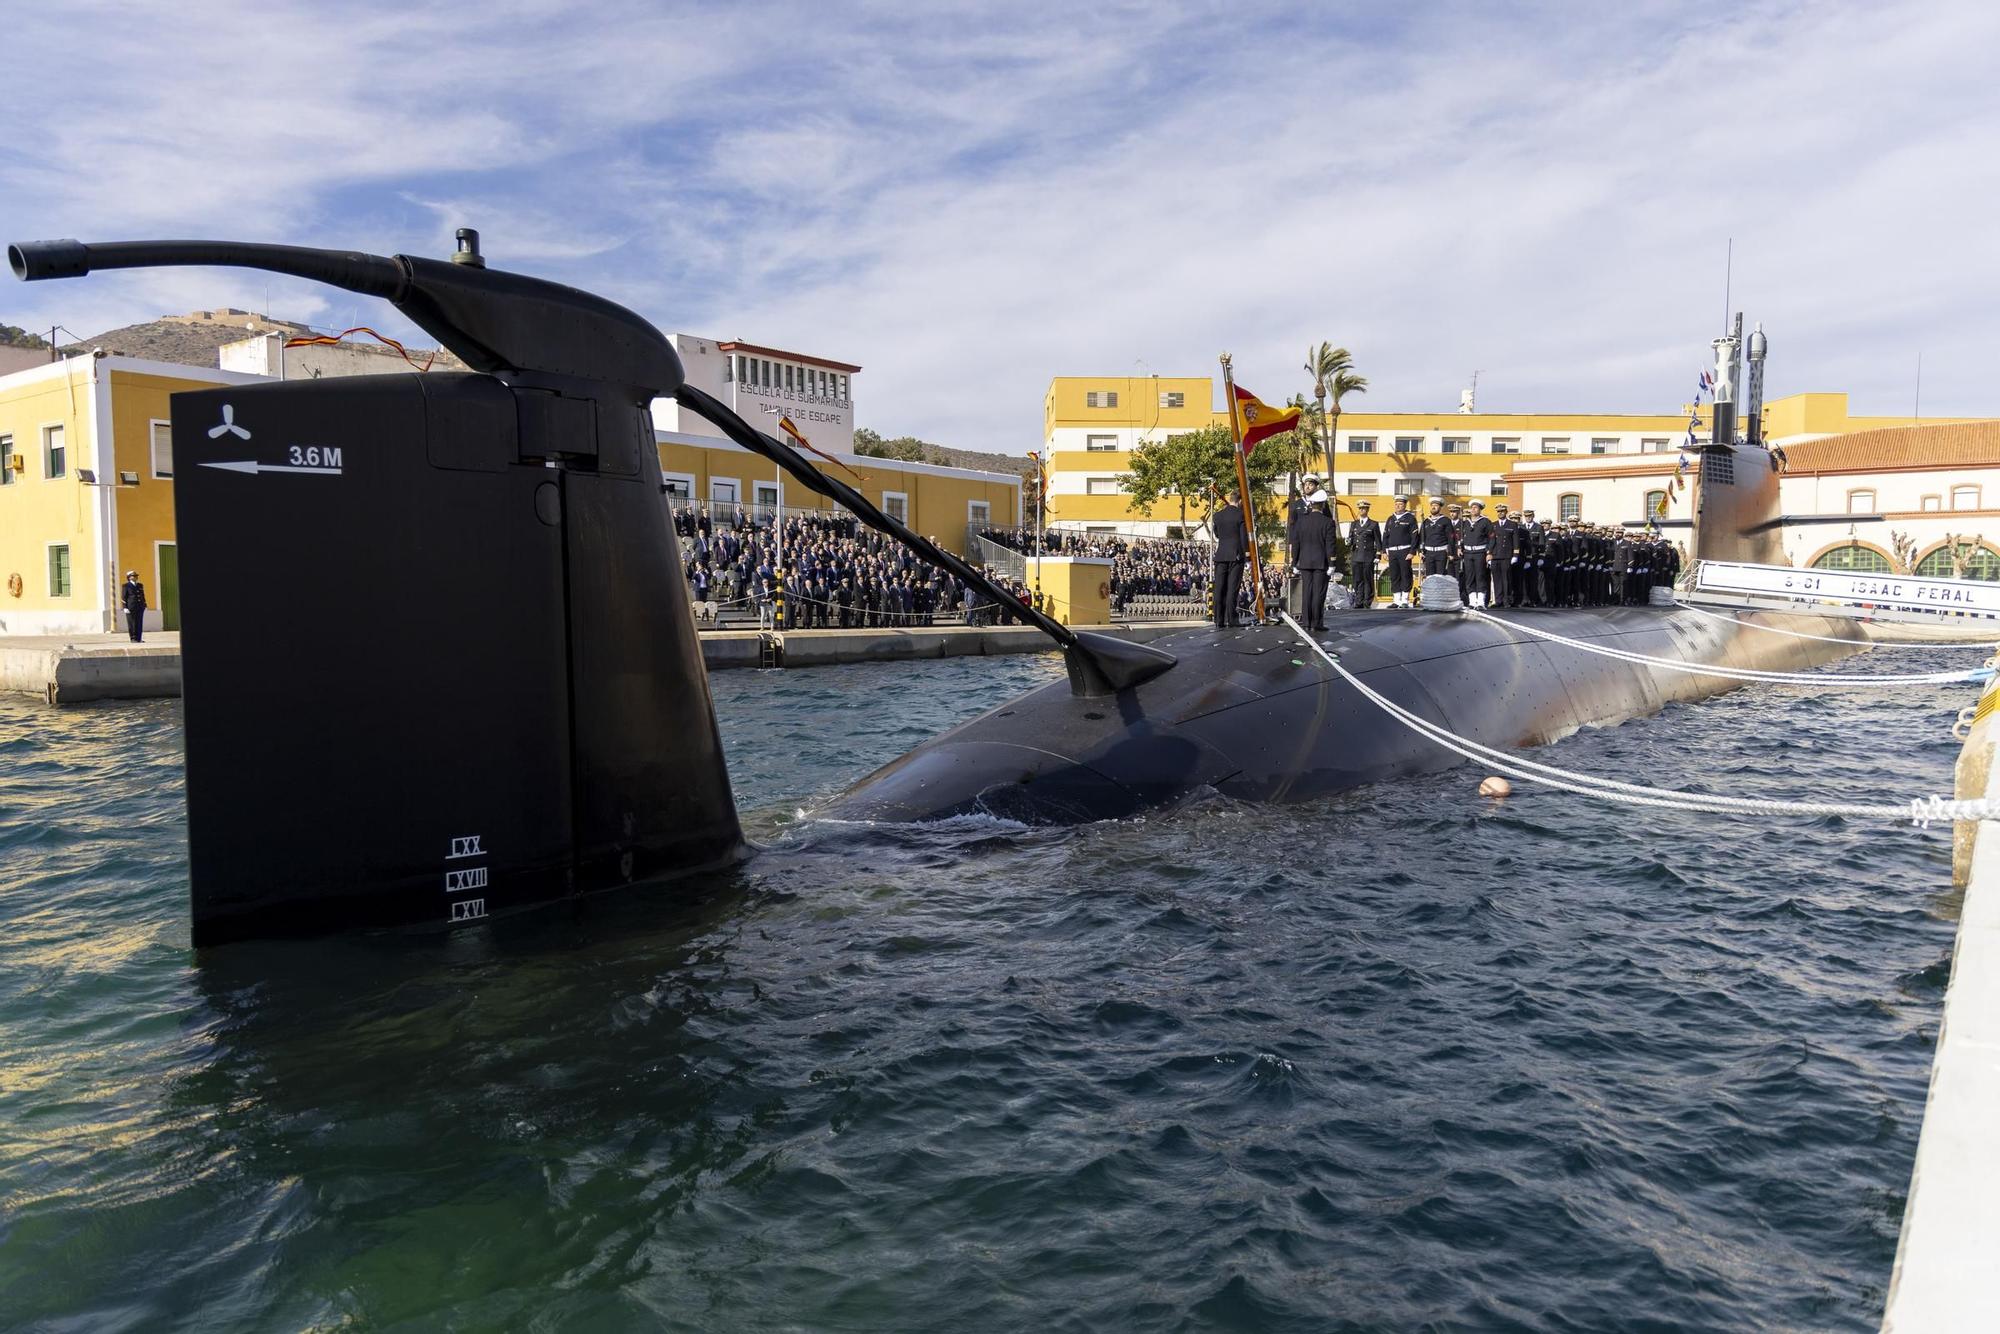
[650,334,859,455]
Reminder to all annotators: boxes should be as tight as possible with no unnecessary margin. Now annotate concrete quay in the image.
[700,620,1197,671]
[1882,670,2000,1331]
[0,633,183,705]
[1,622,1203,704]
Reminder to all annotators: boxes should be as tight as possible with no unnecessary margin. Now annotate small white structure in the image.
[651,335,860,455]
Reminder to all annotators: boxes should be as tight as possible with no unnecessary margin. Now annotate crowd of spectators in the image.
[977,528,1218,612]
[675,505,1033,628]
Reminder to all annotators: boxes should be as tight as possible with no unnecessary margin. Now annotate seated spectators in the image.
[977,527,1216,613]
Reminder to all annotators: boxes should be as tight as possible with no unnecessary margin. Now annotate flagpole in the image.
[1219,352,1267,623]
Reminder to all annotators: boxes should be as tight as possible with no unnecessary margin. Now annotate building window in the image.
[753,481,780,523]
[1445,477,1470,497]
[1488,480,1507,497]
[1540,438,1571,454]
[968,500,991,527]
[1559,493,1582,521]
[1846,489,1876,514]
[1441,438,1469,455]
[1348,478,1378,495]
[0,435,12,485]
[150,420,173,480]
[1953,485,1981,510]
[43,425,65,479]
[1591,437,1616,455]
[1643,489,1668,519]
[1085,390,1119,409]
[1640,438,1670,454]
[1394,436,1423,453]
[1812,544,1890,573]
[1085,434,1119,451]
[881,490,908,523]
[1394,478,1424,497]
[47,544,71,597]
[1159,391,1184,408]
[711,478,739,506]
[1347,437,1376,453]
[662,472,694,500]
[1918,545,2000,580]
[1085,476,1122,495]
[1922,495,1942,511]
[1490,438,1519,454]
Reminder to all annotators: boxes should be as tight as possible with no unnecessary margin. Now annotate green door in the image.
[159,544,180,631]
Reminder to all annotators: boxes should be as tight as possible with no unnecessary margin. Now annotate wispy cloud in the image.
[4,1,1995,450]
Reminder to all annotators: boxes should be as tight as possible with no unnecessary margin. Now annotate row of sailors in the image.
[1287,480,1682,611]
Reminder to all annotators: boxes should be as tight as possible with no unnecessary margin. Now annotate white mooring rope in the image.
[1462,608,1991,687]
[1275,611,1999,827]
[1671,598,2000,651]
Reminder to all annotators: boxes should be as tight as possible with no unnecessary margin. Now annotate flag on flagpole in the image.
[778,415,864,482]
[1229,383,1302,455]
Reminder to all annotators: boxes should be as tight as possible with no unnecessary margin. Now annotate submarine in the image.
[8,234,1861,945]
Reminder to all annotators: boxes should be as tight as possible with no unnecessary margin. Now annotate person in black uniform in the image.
[1489,504,1521,608]
[121,570,147,643]
[1419,498,1453,603]
[1382,496,1419,608]
[1520,510,1546,606]
[1611,532,1632,605]
[1459,500,1494,608]
[1346,500,1381,609]
[1286,476,1320,549]
[1292,490,1336,631]
[1211,489,1250,628]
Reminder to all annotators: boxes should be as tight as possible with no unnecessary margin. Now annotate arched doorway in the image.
[1809,543,1891,573]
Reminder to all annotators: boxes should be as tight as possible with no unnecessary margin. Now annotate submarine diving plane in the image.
[8,234,1864,944]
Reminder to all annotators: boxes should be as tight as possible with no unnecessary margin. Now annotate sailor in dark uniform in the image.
[1521,510,1546,606]
[1489,503,1521,609]
[1212,489,1250,628]
[1286,476,1320,551]
[1459,500,1494,609]
[1292,490,1336,632]
[1382,495,1419,608]
[1346,500,1381,609]
[1419,498,1453,602]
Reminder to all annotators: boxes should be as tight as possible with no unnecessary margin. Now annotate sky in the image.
[4,0,1997,454]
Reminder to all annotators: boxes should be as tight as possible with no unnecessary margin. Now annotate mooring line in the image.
[1671,598,2000,651]
[1276,611,1996,827]
[1463,608,1989,686]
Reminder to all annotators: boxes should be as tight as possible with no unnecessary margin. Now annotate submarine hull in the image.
[820,606,1866,824]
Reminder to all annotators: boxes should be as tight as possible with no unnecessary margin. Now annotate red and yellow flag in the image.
[1230,384,1302,454]
[778,415,864,482]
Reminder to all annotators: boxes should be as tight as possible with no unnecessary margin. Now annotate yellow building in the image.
[0,355,260,636]
[655,431,1019,555]
[1043,377,1994,536]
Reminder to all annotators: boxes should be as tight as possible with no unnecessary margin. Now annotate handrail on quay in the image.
[1882,669,2000,1331]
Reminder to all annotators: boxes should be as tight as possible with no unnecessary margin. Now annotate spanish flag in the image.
[778,415,864,483]
[1230,383,1302,455]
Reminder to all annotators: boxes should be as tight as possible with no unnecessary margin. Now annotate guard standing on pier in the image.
[121,570,147,643]
[1489,504,1521,608]
[1460,500,1494,608]
[1383,496,1419,607]
[1212,488,1249,628]
[1347,501,1381,609]
[1292,490,1336,632]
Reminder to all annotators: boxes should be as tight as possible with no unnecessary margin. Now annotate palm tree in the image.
[1304,342,1368,496]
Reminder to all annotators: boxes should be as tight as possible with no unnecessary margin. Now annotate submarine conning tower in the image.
[9,235,746,943]
[1690,312,1785,568]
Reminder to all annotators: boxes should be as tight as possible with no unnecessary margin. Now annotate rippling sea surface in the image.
[0,646,1973,1331]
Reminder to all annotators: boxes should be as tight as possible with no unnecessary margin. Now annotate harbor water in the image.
[0,648,1971,1330]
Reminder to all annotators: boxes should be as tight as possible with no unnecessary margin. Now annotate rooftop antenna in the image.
[1460,369,1479,414]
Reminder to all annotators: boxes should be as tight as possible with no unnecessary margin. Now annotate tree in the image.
[0,324,51,349]
[1304,342,1368,482]
[1121,423,1285,534]
[853,428,928,463]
